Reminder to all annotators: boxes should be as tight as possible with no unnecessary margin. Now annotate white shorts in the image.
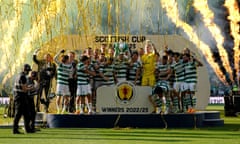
[173,82,187,92]
[77,84,91,96]
[56,84,70,96]
[185,83,196,92]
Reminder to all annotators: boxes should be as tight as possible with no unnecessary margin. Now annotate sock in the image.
[165,97,171,108]
[62,105,66,113]
[173,97,179,111]
[87,103,92,112]
[155,97,163,108]
[156,107,162,113]
[183,97,187,111]
[75,104,79,111]
[185,94,192,109]
[56,104,60,114]
[192,95,197,108]
[80,104,84,113]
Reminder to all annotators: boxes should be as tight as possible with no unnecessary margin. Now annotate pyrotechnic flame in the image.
[161,0,227,83]
[224,0,240,84]
[193,0,233,82]
[0,0,26,74]
[2,0,60,85]
[0,0,236,88]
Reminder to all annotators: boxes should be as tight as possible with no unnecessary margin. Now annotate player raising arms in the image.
[141,40,157,87]
[54,50,72,114]
[154,55,172,114]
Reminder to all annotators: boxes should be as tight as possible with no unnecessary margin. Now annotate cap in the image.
[119,52,124,55]
[31,71,38,78]
[24,64,32,71]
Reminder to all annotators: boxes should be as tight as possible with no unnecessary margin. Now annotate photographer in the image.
[54,49,72,114]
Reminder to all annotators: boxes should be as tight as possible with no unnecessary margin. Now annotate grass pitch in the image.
[0,105,239,144]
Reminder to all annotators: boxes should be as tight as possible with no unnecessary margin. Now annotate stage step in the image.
[203,119,224,127]
[203,111,221,119]
[202,111,224,127]
[46,111,225,128]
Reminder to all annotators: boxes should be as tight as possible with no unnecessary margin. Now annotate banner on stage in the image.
[96,81,154,114]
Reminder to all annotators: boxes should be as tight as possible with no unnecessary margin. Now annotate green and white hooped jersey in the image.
[100,64,116,85]
[128,61,141,84]
[156,62,170,82]
[169,63,176,84]
[184,61,197,84]
[93,63,104,82]
[77,62,89,85]
[88,59,97,79]
[57,63,72,85]
[115,60,128,80]
[173,60,185,82]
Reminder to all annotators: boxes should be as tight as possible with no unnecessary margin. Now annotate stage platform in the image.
[46,111,224,128]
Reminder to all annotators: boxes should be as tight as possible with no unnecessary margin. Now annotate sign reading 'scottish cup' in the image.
[96,81,154,114]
